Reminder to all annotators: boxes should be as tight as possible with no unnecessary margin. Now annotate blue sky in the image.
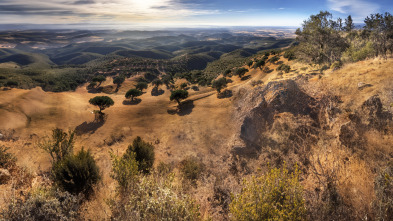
[0,0,392,27]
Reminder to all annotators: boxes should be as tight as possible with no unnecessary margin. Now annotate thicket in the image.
[230,164,306,220]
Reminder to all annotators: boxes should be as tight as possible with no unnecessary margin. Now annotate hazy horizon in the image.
[0,0,392,29]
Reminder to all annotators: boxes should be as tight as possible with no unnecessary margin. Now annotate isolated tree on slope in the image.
[125,88,142,101]
[212,77,227,94]
[113,75,125,92]
[170,90,188,105]
[89,96,114,114]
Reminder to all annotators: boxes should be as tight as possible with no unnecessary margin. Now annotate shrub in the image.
[253,60,265,69]
[276,64,291,73]
[223,69,232,77]
[0,145,16,168]
[262,66,272,73]
[330,60,343,70]
[5,80,18,87]
[126,137,155,174]
[2,188,82,221]
[38,128,75,163]
[284,50,296,60]
[342,41,375,62]
[248,61,254,67]
[269,55,280,64]
[180,156,205,184]
[110,150,139,191]
[230,164,306,221]
[180,82,188,90]
[251,80,264,87]
[234,68,249,78]
[109,174,200,220]
[52,148,101,197]
[374,164,393,221]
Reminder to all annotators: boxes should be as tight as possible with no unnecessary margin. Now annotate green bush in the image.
[269,56,280,64]
[0,145,16,169]
[180,156,205,184]
[126,137,155,174]
[276,64,291,73]
[284,51,296,61]
[110,150,139,191]
[253,60,265,69]
[234,68,249,78]
[342,41,374,62]
[230,164,306,221]
[52,149,101,197]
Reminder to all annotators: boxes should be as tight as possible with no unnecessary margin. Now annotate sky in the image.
[0,0,392,28]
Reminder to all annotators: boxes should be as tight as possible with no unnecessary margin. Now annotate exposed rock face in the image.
[339,95,392,149]
[232,80,320,156]
[0,168,11,184]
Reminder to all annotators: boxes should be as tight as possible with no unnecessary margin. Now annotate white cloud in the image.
[0,0,220,24]
[328,0,380,19]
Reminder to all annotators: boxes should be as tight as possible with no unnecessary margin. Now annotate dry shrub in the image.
[1,188,82,221]
[306,145,375,220]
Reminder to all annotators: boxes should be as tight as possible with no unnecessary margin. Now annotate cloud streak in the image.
[0,0,220,24]
[328,0,380,19]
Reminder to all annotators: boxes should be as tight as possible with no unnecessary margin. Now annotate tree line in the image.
[295,11,393,65]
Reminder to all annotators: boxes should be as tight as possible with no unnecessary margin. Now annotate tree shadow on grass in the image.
[87,86,103,94]
[241,75,252,81]
[217,89,233,99]
[151,88,165,96]
[167,100,194,116]
[122,98,142,105]
[75,113,106,135]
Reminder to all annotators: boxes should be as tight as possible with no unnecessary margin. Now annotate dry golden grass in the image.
[1,55,392,219]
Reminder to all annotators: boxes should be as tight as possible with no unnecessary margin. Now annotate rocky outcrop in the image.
[339,95,392,149]
[232,80,320,156]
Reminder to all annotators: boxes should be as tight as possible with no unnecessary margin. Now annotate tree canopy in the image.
[212,77,227,93]
[235,68,249,78]
[125,89,143,101]
[170,90,189,105]
[295,11,348,64]
[89,96,114,113]
[92,75,106,86]
[136,82,148,91]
